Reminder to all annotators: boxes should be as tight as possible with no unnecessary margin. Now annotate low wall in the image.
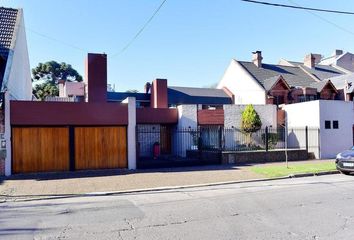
[221,149,309,164]
[186,150,222,164]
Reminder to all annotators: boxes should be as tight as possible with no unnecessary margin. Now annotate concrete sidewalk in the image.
[0,160,335,199]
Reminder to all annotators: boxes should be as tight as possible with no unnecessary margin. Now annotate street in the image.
[1,174,354,239]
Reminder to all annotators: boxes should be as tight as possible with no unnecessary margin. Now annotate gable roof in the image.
[0,7,18,60]
[238,61,316,88]
[263,75,291,91]
[308,80,337,93]
[326,73,354,93]
[168,86,232,105]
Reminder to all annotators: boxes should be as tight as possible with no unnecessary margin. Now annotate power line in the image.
[22,25,88,53]
[287,0,354,36]
[111,0,168,58]
[241,0,354,15]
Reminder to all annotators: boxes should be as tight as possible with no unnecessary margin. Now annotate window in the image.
[274,95,284,105]
[325,121,331,129]
[333,120,339,129]
[298,95,317,103]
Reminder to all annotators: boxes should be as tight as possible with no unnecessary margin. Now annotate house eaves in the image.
[1,8,22,92]
[233,59,266,91]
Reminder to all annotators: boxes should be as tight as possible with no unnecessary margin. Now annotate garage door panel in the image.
[75,127,127,170]
[12,127,70,173]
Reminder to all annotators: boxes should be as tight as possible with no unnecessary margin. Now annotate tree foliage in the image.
[32,61,83,100]
[241,104,262,145]
[33,82,59,101]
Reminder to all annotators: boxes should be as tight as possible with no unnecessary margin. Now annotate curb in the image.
[85,170,340,196]
[289,170,339,178]
[2,170,340,202]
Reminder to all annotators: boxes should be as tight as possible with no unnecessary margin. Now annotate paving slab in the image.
[0,159,335,199]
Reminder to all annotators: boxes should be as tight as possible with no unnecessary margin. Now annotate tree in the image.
[33,82,59,101]
[32,61,83,100]
[241,104,262,146]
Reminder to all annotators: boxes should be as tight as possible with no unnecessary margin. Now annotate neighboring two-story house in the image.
[0,7,32,176]
[217,51,346,105]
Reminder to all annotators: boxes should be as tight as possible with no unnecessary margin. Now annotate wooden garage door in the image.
[12,127,70,173]
[75,126,127,170]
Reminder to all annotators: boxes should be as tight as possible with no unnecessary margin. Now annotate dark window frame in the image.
[325,120,331,129]
[333,120,339,129]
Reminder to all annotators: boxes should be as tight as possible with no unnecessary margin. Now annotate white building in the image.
[283,100,354,159]
[0,7,32,176]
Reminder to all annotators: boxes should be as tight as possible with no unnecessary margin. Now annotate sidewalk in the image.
[0,159,335,199]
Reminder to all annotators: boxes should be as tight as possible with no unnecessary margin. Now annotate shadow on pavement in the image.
[0,164,252,182]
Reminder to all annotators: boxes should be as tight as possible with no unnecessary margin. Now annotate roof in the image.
[168,86,232,105]
[107,92,150,102]
[263,75,290,91]
[326,73,354,92]
[300,65,344,80]
[0,7,18,60]
[238,61,316,88]
[308,81,331,92]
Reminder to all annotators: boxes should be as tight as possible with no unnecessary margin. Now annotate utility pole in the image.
[285,114,288,168]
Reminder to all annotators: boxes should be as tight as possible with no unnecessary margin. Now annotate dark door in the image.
[160,125,172,154]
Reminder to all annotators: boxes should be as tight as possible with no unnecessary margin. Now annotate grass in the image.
[251,162,336,178]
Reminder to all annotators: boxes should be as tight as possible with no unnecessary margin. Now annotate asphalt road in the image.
[1,174,354,240]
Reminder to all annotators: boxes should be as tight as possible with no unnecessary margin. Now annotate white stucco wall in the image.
[217,59,266,104]
[283,101,321,128]
[122,97,136,170]
[177,105,198,129]
[174,105,198,157]
[283,100,354,159]
[319,100,354,158]
[3,10,32,100]
[283,101,321,158]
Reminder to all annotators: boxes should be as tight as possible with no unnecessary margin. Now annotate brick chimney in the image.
[252,51,263,68]
[304,53,315,68]
[84,53,107,102]
[150,79,168,108]
[144,82,151,94]
[334,49,343,57]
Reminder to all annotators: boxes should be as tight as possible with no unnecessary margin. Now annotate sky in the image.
[2,0,354,92]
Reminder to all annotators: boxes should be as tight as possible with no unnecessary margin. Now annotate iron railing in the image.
[136,125,319,160]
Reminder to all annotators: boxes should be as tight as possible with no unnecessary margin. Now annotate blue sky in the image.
[2,0,354,91]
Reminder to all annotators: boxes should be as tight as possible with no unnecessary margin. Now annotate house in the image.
[324,73,354,101]
[318,49,354,73]
[283,100,354,158]
[0,7,32,176]
[217,51,348,105]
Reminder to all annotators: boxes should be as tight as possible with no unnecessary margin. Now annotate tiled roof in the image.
[300,65,344,80]
[281,59,345,80]
[0,7,18,59]
[308,81,330,92]
[168,86,232,105]
[326,73,354,92]
[238,61,317,88]
[263,75,281,91]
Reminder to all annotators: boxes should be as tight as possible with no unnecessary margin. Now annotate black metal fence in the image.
[136,125,320,161]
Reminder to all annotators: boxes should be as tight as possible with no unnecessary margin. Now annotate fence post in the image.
[265,126,269,152]
[305,126,308,152]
